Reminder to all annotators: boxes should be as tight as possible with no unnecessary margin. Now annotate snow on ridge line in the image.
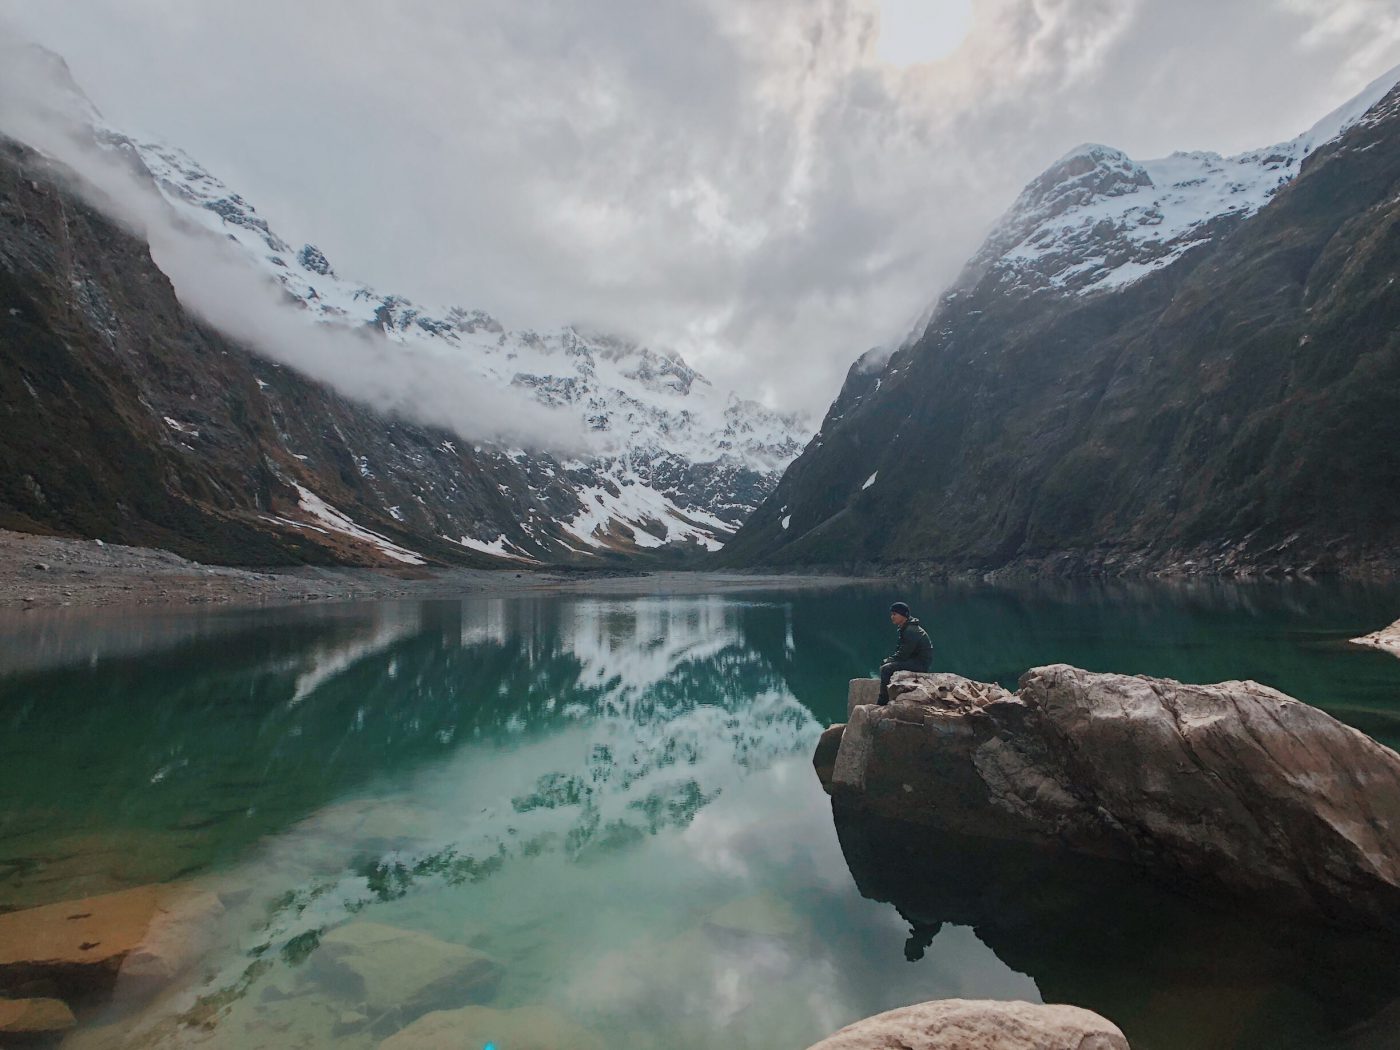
[290,483,425,565]
[1014,66,1400,296]
[896,63,1400,340]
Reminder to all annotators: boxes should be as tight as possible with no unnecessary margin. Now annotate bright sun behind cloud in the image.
[875,0,974,66]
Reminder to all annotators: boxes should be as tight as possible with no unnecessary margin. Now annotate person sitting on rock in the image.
[879,601,933,704]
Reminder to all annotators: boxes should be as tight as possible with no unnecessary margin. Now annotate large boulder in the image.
[805,999,1128,1050]
[310,922,502,1027]
[822,666,1400,932]
[0,885,223,1002]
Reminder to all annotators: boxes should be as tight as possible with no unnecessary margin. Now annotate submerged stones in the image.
[379,1004,604,1050]
[0,997,77,1039]
[308,921,503,1027]
[805,999,1129,1050]
[818,666,1400,933]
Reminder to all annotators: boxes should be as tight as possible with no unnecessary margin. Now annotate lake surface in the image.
[3,579,1400,1049]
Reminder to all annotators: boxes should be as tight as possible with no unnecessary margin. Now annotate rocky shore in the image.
[1353,617,1400,659]
[0,528,866,609]
[816,667,1400,933]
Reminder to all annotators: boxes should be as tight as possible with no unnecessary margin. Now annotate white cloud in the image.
[1,0,1396,415]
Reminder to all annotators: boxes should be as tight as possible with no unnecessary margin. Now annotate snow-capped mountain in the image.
[902,65,1400,342]
[89,127,807,559]
[723,66,1400,575]
[0,42,810,567]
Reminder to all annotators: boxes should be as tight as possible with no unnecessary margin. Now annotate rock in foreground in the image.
[820,666,1400,932]
[806,999,1128,1050]
[0,884,223,1002]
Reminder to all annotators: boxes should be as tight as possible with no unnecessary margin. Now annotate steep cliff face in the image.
[0,135,576,566]
[723,72,1400,575]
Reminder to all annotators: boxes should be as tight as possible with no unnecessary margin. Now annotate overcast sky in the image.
[4,0,1399,415]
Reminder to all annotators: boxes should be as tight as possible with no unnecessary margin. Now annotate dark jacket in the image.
[888,617,933,669]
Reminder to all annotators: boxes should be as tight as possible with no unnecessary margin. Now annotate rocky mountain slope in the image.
[0,50,806,567]
[722,69,1400,576]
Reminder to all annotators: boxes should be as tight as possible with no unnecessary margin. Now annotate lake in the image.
[3,579,1399,1049]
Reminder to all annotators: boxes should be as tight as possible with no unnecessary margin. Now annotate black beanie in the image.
[890,601,911,617]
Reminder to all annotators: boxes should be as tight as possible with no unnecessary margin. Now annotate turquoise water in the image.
[2,580,1399,1049]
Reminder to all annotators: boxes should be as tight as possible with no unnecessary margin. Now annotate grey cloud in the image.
[2,0,1397,416]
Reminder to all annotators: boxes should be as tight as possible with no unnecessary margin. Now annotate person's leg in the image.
[878,661,896,704]
[880,660,922,703]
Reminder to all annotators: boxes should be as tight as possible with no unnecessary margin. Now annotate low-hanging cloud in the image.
[0,38,591,453]
[2,1,1398,415]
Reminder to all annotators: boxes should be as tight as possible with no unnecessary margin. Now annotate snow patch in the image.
[291,483,425,564]
[452,534,541,564]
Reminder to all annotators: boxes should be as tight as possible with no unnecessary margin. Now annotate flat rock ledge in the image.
[806,999,1128,1050]
[816,665,1400,932]
[1353,617,1400,658]
[0,884,223,1002]
[0,996,77,1038]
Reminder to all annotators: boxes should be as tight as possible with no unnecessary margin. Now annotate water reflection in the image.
[1,581,1399,1049]
[831,808,1400,1050]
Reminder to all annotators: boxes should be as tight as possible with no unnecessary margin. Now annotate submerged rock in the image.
[309,922,502,1026]
[704,892,804,941]
[821,666,1400,932]
[0,997,77,1038]
[0,884,223,1002]
[378,1004,604,1050]
[805,999,1128,1049]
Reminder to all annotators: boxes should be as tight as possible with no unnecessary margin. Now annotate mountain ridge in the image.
[0,46,811,566]
[721,70,1400,577]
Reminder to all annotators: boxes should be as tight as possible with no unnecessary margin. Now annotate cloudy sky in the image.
[4,0,1399,415]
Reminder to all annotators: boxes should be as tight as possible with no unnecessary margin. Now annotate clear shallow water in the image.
[2,580,1399,1050]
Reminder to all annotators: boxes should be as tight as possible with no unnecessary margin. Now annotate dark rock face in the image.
[820,667,1400,934]
[724,83,1400,576]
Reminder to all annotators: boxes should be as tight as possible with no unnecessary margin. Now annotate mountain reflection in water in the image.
[2,583,1400,1049]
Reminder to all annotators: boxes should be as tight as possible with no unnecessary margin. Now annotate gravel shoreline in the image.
[0,529,870,610]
